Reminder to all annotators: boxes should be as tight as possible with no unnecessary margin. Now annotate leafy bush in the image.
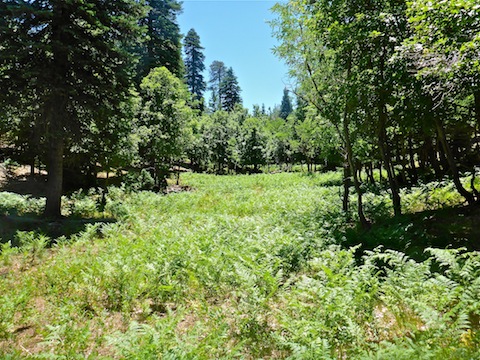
[0,192,45,216]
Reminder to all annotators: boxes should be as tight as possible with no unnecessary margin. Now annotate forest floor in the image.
[0,165,48,197]
[0,166,113,247]
[0,170,479,358]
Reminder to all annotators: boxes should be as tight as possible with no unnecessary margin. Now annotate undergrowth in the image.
[0,172,478,359]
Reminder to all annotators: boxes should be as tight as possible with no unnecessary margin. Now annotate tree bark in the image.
[474,90,480,131]
[377,47,401,216]
[398,137,408,186]
[367,162,375,185]
[357,161,363,183]
[378,102,402,216]
[44,2,69,218]
[425,135,442,179]
[343,107,369,229]
[378,161,383,183]
[342,157,350,214]
[407,137,418,184]
[44,101,65,218]
[30,156,35,178]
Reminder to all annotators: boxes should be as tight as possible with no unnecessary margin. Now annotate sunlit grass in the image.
[0,172,479,359]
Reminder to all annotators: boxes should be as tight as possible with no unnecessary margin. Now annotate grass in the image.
[0,171,479,359]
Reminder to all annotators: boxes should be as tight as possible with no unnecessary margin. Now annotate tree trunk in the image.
[407,137,418,184]
[398,138,408,186]
[378,104,402,216]
[474,90,480,131]
[357,161,363,183]
[343,107,369,229]
[30,156,35,178]
[378,136,402,216]
[377,49,401,216]
[378,161,383,183]
[342,158,350,214]
[44,3,68,218]
[436,137,449,176]
[367,162,375,185]
[434,116,476,205]
[425,135,442,179]
[44,105,65,218]
[85,163,97,189]
[470,172,480,199]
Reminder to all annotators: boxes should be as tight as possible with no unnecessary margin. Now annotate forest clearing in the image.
[2,0,480,358]
[0,171,479,359]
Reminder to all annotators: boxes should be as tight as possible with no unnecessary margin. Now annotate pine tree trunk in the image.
[45,140,64,218]
[44,3,68,218]
[44,101,65,218]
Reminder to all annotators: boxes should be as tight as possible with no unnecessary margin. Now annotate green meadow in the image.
[0,171,479,359]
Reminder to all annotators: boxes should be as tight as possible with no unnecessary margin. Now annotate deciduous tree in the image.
[137,67,192,189]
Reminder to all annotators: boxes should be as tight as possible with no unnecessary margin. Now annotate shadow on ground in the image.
[342,205,480,261]
[0,215,116,247]
[0,165,49,197]
[0,167,116,247]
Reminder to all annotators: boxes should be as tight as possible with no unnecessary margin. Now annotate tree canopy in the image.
[184,28,206,105]
[0,0,145,217]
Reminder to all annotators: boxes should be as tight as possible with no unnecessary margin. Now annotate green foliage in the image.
[406,0,480,81]
[0,192,45,216]
[136,67,193,187]
[137,0,184,80]
[208,60,227,112]
[184,28,207,104]
[0,172,479,358]
[66,189,105,218]
[279,88,293,120]
[239,127,266,170]
[125,169,156,192]
[219,67,242,112]
[0,0,146,217]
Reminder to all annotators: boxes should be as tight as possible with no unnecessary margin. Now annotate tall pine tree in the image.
[184,28,206,104]
[220,67,242,112]
[279,88,293,119]
[0,0,145,218]
[208,60,227,111]
[137,0,183,81]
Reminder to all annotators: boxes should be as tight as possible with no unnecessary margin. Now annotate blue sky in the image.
[178,0,289,112]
